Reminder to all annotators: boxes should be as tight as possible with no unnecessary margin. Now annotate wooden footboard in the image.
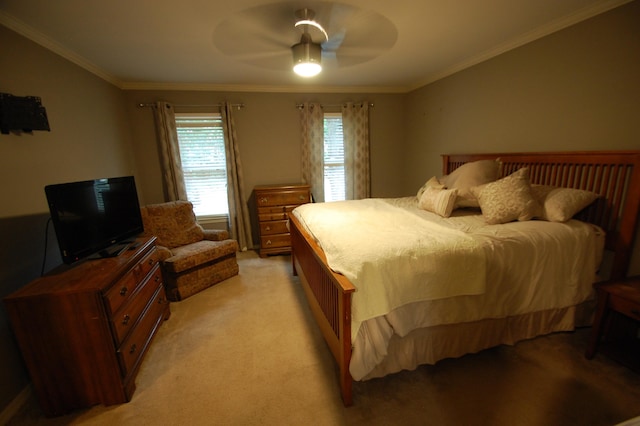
[289,214,355,406]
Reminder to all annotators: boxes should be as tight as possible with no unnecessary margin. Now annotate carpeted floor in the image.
[8,250,640,426]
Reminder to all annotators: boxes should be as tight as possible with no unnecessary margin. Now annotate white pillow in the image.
[440,159,501,208]
[531,185,599,222]
[418,187,459,218]
[471,167,540,225]
[416,176,445,199]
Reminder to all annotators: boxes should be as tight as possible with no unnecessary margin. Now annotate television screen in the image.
[45,176,144,264]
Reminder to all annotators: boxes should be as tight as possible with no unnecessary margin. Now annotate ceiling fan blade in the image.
[322,29,346,52]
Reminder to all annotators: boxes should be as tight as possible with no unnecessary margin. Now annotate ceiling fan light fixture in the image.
[292,39,322,77]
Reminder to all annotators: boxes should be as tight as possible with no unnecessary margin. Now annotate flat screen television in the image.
[45,176,144,264]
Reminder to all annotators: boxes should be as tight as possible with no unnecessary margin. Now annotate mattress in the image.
[291,197,605,380]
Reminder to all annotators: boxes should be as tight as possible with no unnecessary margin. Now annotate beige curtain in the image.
[153,101,188,201]
[342,102,371,200]
[221,102,253,251]
[299,102,325,202]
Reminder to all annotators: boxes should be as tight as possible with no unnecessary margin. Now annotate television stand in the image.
[4,236,170,416]
[91,242,130,259]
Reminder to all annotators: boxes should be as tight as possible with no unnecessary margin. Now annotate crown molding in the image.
[407,0,633,91]
[119,81,407,94]
[0,10,122,88]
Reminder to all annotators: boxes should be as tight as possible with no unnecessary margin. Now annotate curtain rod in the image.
[137,102,245,110]
[295,102,374,110]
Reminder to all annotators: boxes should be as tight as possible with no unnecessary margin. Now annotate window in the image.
[175,113,228,217]
[323,113,345,202]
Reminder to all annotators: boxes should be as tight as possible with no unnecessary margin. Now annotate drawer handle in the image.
[299,195,305,201]
[148,258,155,266]
[265,225,271,231]
[129,343,137,355]
[122,314,130,325]
[266,239,272,246]
[155,274,161,282]
[158,297,165,304]
[120,287,128,296]
[259,197,268,203]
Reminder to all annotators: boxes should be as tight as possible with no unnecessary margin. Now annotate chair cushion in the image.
[163,239,239,274]
[141,201,204,249]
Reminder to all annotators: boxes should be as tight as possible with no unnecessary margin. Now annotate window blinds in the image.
[175,114,228,216]
[323,113,346,202]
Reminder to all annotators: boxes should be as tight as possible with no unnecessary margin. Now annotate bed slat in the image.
[290,214,354,406]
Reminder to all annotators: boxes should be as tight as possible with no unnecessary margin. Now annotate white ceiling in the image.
[0,0,631,93]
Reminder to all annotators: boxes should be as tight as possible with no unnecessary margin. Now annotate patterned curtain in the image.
[342,102,371,199]
[299,102,326,202]
[153,101,188,201]
[221,102,254,251]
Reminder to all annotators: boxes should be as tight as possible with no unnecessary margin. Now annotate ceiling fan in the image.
[291,8,328,77]
[212,2,397,77]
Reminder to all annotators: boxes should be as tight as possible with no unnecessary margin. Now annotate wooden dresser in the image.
[3,236,170,417]
[254,184,311,257]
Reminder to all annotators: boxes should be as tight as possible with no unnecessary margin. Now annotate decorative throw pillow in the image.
[418,187,459,217]
[416,176,445,199]
[531,185,599,222]
[440,159,501,208]
[471,167,540,225]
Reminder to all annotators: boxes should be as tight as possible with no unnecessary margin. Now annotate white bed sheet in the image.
[292,197,605,380]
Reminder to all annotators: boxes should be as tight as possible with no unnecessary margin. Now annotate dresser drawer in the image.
[259,220,289,236]
[256,190,310,207]
[104,248,159,315]
[259,212,288,221]
[117,284,166,378]
[260,234,291,249]
[110,265,163,345]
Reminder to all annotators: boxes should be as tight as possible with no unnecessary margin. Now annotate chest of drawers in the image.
[254,184,311,257]
[3,236,170,417]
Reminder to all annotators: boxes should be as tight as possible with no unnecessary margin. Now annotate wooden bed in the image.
[289,151,640,406]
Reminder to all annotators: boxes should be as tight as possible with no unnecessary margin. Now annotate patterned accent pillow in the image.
[416,176,445,199]
[471,167,540,225]
[531,185,599,222]
[440,159,501,208]
[418,187,459,217]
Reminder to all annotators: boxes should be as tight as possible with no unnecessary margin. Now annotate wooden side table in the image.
[586,276,640,371]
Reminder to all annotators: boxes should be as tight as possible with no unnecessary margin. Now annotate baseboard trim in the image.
[0,385,33,425]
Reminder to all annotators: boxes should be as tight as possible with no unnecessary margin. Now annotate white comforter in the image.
[291,197,604,380]
[293,198,487,339]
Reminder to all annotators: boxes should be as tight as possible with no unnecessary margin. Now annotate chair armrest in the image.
[155,245,173,261]
[203,229,230,241]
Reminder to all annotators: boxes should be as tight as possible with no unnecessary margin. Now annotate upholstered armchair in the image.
[140,200,239,301]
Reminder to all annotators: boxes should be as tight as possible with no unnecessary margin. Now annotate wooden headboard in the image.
[442,151,640,279]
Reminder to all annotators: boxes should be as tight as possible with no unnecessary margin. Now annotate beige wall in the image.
[124,91,406,207]
[403,0,640,192]
[0,27,136,219]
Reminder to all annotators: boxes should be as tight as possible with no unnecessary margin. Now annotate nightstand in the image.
[586,276,640,372]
